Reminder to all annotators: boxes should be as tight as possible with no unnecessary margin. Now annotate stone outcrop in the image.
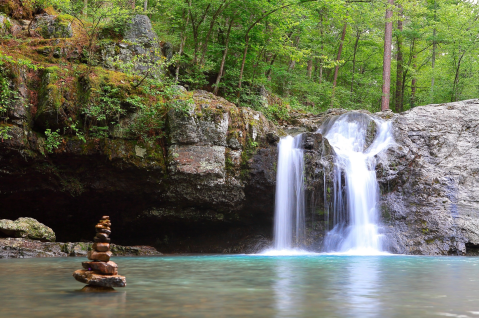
[29,13,73,38]
[377,99,479,255]
[0,217,56,241]
[295,100,479,255]
[0,238,161,258]
[73,216,126,288]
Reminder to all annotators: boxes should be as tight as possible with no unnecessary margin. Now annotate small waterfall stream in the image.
[320,113,394,254]
[272,135,305,251]
[268,112,394,255]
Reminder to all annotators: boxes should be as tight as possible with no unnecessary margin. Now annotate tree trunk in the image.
[83,0,87,17]
[175,3,191,83]
[430,0,437,103]
[331,23,347,107]
[381,0,394,111]
[307,59,313,79]
[451,51,465,102]
[410,55,417,107]
[213,18,234,95]
[143,0,147,12]
[199,0,228,66]
[394,8,404,112]
[350,29,360,94]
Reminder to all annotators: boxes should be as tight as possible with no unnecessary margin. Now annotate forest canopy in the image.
[2,0,479,115]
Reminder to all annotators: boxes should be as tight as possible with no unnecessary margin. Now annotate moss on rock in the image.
[0,217,56,241]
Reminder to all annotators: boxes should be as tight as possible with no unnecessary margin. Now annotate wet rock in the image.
[73,270,126,288]
[82,261,118,275]
[92,243,110,252]
[0,238,66,258]
[74,216,126,288]
[0,217,55,242]
[87,250,112,262]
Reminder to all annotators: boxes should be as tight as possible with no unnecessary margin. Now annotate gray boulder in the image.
[379,99,479,255]
[124,15,158,48]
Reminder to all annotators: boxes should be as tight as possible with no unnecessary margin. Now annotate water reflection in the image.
[343,257,382,318]
[274,258,304,318]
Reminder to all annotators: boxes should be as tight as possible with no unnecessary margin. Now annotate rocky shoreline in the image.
[0,238,161,259]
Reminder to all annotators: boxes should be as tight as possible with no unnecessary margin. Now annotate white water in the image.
[321,113,394,254]
[267,112,394,256]
[271,135,306,251]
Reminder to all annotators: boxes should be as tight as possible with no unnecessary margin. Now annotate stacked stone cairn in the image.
[73,216,126,290]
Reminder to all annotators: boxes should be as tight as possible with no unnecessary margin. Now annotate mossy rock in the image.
[0,217,56,242]
[30,13,73,39]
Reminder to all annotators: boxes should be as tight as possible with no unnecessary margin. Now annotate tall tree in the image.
[381,0,394,111]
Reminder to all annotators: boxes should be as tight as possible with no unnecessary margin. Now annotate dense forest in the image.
[1,0,478,125]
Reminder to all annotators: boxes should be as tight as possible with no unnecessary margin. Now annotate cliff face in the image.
[379,99,479,255]
[0,88,279,253]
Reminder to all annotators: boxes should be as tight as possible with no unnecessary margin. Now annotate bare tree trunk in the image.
[381,0,394,111]
[330,23,347,107]
[395,8,404,112]
[411,55,417,107]
[83,0,88,17]
[451,51,465,102]
[143,0,147,12]
[199,0,228,66]
[430,0,437,103]
[189,4,211,64]
[307,59,313,79]
[213,17,234,95]
[350,29,360,94]
[131,0,135,10]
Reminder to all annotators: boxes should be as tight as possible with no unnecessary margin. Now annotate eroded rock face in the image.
[0,89,280,253]
[378,99,479,255]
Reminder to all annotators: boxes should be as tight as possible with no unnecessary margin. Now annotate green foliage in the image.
[0,125,11,142]
[0,68,11,117]
[45,129,63,152]
[126,96,166,143]
[82,84,125,135]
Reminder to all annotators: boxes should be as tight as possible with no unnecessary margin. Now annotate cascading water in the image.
[272,134,306,251]
[320,112,394,254]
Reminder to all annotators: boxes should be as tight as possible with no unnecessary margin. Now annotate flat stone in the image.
[88,250,112,262]
[73,269,126,287]
[101,216,110,220]
[82,261,118,275]
[92,243,110,252]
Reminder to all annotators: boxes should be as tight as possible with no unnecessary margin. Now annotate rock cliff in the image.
[379,99,479,255]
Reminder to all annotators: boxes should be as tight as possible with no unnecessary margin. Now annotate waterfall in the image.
[273,134,305,251]
[320,112,394,254]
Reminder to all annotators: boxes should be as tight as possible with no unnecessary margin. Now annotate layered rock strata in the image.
[73,216,126,288]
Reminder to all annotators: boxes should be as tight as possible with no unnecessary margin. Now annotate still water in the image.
[1,255,479,317]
